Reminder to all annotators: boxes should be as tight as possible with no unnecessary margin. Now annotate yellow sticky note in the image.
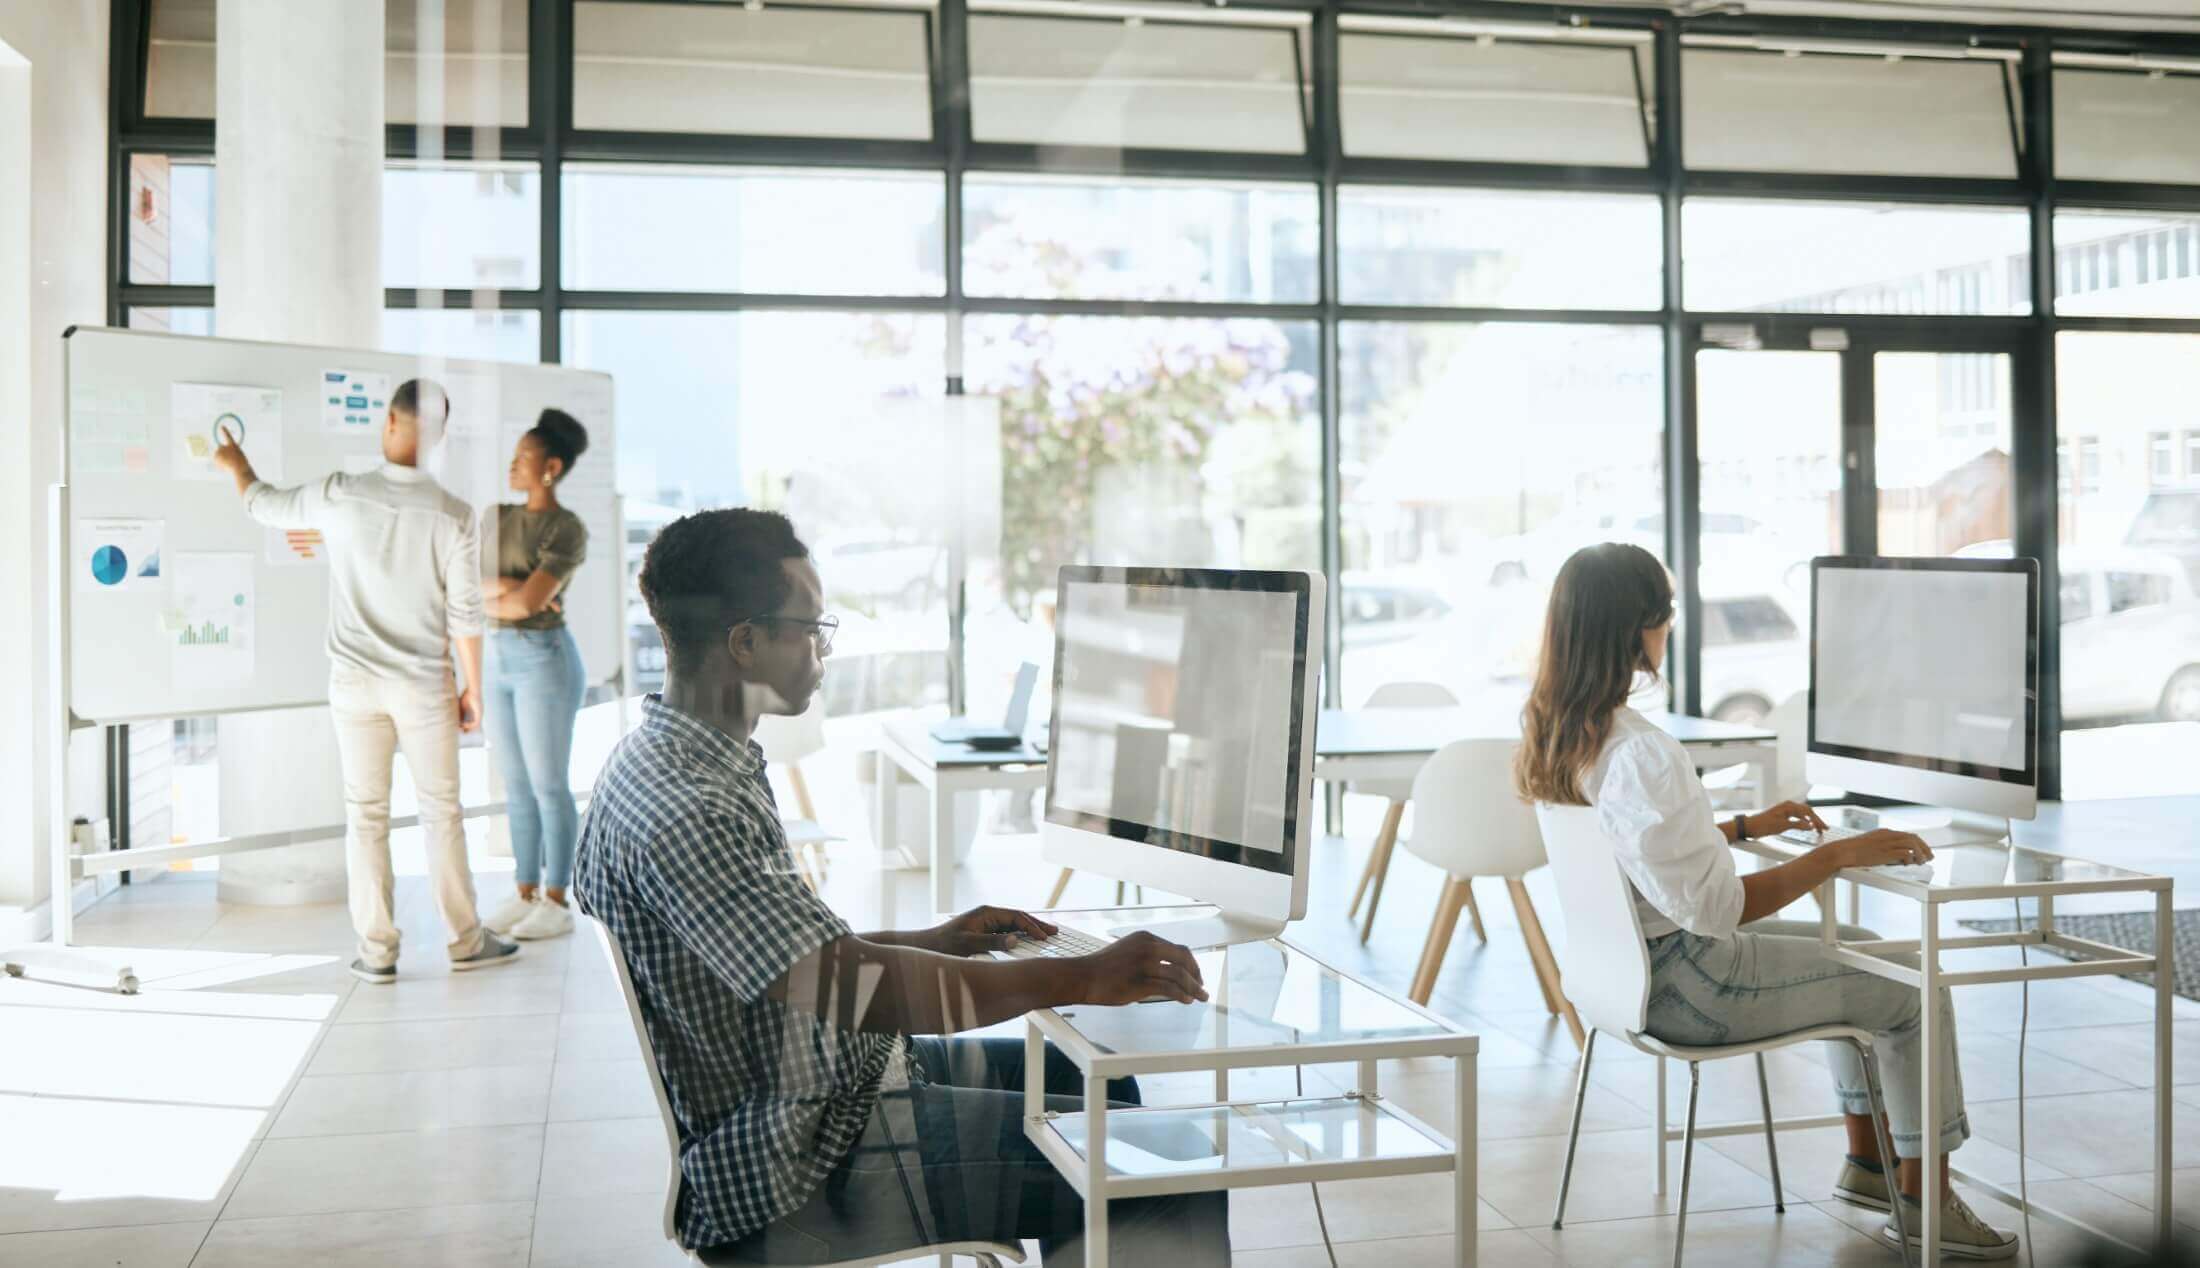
[184,434,211,460]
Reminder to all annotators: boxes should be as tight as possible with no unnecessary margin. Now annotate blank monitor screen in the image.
[1045,568,1311,874]
[1810,557,2036,779]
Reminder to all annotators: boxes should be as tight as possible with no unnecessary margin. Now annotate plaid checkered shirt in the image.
[573,694,904,1250]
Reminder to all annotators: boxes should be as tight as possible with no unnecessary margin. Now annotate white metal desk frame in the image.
[1018,930,1481,1267]
[873,725,1050,915]
[1640,836,2176,1268]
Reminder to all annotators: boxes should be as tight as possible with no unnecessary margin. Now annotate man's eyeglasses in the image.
[744,614,839,655]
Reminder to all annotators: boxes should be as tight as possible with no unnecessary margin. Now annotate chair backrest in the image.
[593,920,688,1245]
[1400,739,1546,879]
[754,699,828,768]
[1770,690,1808,805]
[1353,680,1460,800]
[1533,803,1652,1036]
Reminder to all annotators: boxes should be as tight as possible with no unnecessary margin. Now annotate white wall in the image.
[0,2,109,928]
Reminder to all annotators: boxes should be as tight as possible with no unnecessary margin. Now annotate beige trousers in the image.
[328,668,486,968]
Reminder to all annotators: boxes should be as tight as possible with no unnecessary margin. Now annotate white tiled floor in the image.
[6,818,2197,1267]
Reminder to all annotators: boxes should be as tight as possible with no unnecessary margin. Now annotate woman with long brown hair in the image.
[1516,542,2017,1262]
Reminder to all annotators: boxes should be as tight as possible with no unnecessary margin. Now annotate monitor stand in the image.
[1930,808,2014,848]
[1110,910,1287,951]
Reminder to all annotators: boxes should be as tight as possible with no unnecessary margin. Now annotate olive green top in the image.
[482,503,588,631]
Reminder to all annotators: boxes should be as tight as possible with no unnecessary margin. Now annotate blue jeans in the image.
[1644,919,1970,1159]
[717,1038,1230,1266]
[485,626,585,891]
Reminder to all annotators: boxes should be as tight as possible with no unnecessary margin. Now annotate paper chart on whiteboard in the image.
[77,518,164,592]
[173,382,284,481]
[321,367,392,436]
[166,552,256,687]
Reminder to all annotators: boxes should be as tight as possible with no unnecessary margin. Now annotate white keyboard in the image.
[996,927,1112,961]
[1772,826,1936,884]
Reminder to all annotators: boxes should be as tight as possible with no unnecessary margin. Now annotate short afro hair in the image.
[391,377,451,448]
[639,509,809,675]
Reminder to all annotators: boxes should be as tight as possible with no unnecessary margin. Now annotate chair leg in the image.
[1356,803,1406,944]
[1460,878,1488,944]
[1675,1061,1702,1268]
[788,764,819,822]
[1754,1052,1786,1214]
[1855,1039,1913,1268]
[1348,800,1407,919]
[1508,879,1587,1049]
[1408,878,1469,1005]
[1114,880,1126,905]
[1045,867,1074,909]
[1552,1029,1598,1229]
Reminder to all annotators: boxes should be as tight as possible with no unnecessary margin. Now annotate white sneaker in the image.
[484,893,537,936]
[510,899,574,941]
[1883,1189,2020,1261]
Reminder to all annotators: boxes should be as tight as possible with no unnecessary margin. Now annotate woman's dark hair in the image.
[528,408,589,475]
[1514,542,1675,806]
[639,509,809,675]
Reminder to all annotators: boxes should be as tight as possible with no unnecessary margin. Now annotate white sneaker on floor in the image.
[484,893,537,936]
[510,899,573,940]
[1882,1189,2020,1260]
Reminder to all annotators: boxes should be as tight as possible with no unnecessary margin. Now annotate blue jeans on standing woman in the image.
[486,626,586,891]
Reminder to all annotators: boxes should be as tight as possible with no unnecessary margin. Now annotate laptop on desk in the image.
[930,662,1038,750]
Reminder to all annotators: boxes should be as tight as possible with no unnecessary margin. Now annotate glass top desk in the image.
[1021,907,1480,1267]
[1730,822,2174,1266]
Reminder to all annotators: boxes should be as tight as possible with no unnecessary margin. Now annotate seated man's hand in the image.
[1077,931,1207,1006]
[931,905,1058,957]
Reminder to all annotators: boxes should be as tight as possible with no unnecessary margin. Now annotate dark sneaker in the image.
[1832,1155,1893,1212]
[349,959,397,985]
[451,932,522,972]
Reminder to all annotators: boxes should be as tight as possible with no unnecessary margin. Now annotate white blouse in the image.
[1587,708,1745,940]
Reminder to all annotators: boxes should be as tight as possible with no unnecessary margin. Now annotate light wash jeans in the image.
[327,668,486,968]
[486,626,586,891]
[1644,919,1970,1159]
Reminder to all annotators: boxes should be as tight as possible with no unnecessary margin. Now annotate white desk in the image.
[874,709,1778,917]
[1021,907,1480,1267]
[1727,824,2174,1267]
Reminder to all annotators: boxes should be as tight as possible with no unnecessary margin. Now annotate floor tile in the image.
[554,1013,646,1064]
[0,1095,261,1235]
[332,970,568,1025]
[2088,1167,2200,1231]
[268,1065,555,1137]
[1475,1129,1805,1230]
[1967,1088,2200,1179]
[529,1190,690,1268]
[2024,1021,2200,1090]
[0,1221,207,1267]
[221,1125,544,1219]
[547,1059,658,1122]
[192,1202,533,1268]
[539,1118,671,1199]
[306,1015,559,1075]
[1530,1202,1892,1266]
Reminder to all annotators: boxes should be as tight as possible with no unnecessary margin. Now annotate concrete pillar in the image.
[213,0,384,906]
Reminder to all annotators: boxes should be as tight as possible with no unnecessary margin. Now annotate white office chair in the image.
[592,921,1025,1268]
[1534,804,1910,1268]
[755,702,838,894]
[1398,741,1583,1050]
[1344,680,1459,944]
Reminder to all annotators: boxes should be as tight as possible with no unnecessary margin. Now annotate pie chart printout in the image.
[91,545,128,586]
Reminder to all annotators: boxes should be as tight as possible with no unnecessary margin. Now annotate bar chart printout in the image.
[168,551,255,687]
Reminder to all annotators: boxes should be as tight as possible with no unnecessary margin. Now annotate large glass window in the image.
[1695,350,1843,724]
[127,155,215,286]
[572,1,931,140]
[381,308,541,364]
[964,177,1317,304]
[2055,210,2200,319]
[1683,45,2019,179]
[1338,187,1661,309]
[1337,322,1663,711]
[564,166,945,297]
[964,315,1321,620]
[2056,332,2200,799]
[385,162,541,291]
[1338,25,1652,167]
[1875,353,2013,557]
[145,0,529,126]
[563,309,948,705]
[2055,66,2200,186]
[967,14,1308,154]
[1684,199,2032,316]
[127,307,215,336]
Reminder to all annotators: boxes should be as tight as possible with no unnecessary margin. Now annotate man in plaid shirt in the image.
[575,508,1228,1264]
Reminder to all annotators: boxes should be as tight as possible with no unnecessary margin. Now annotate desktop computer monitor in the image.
[1040,565,1324,949]
[1807,556,2039,835]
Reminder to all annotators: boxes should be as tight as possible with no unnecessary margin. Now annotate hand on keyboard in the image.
[1775,825,1934,871]
[1076,930,1208,1007]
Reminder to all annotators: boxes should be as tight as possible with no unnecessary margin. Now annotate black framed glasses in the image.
[744,613,839,655]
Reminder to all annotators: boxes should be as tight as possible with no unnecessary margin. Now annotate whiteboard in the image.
[64,327,623,725]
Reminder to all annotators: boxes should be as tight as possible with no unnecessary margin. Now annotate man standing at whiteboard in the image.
[213,378,522,983]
